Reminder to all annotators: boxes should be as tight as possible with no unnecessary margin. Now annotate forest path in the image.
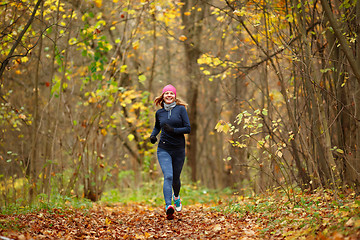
[0,203,260,239]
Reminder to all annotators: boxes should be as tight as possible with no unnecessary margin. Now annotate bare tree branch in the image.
[0,0,43,81]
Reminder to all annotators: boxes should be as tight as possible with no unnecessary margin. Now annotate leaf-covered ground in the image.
[1,191,360,239]
[0,203,257,239]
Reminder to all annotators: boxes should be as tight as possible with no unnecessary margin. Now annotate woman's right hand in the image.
[150,135,157,144]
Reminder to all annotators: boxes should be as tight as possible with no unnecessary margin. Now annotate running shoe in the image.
[166,205,174,220]
[173,195,182,212]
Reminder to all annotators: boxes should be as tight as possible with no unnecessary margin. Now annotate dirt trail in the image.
[0,203,259,239]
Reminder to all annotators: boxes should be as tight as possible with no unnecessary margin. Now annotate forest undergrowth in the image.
[0,185,359,239]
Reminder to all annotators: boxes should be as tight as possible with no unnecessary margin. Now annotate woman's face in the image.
[163,91,176,104]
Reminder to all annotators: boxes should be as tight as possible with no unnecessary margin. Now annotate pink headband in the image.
[162,84,176,96]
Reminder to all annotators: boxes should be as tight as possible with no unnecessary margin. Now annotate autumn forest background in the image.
[1,0,360,218]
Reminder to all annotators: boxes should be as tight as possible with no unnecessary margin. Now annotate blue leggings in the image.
[157,147,185,206]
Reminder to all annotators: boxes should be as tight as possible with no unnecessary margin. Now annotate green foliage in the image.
[181,185,234,205]
[100,181,234,207]
[0,193,92,215]
[101,181,163,206]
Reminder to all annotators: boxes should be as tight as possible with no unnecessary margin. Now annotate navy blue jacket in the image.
[151,105,191,150]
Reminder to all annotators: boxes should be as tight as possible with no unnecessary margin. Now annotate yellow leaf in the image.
[223,124,230,133]
[215,121,223,132]
[128,134,134,141]
[132,41,139,50]
[167,12,176,19]
[184,11,191,16]
[21,56,28,63]
[179,35,187,41]
[197,54,213,65]
[216,16,225,22]
[96,12,103,20]
[120,65,127,73]
[89,97,97,103]
[101,129,107,136]
[203,70,211,75]
[234,9,246,17]
[94,0,102,8]
[336,148,344,154]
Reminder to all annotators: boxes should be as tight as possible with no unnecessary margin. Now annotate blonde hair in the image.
[154,93,188,108]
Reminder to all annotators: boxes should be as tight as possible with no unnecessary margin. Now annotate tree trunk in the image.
[294,0,340,188]
[29,1,44,202]
[180,0,206,182]
[42,0,62,199]
[352,0,360,193]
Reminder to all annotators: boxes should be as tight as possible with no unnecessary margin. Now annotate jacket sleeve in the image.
[150,111,161,137]
[174,106,191,134]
